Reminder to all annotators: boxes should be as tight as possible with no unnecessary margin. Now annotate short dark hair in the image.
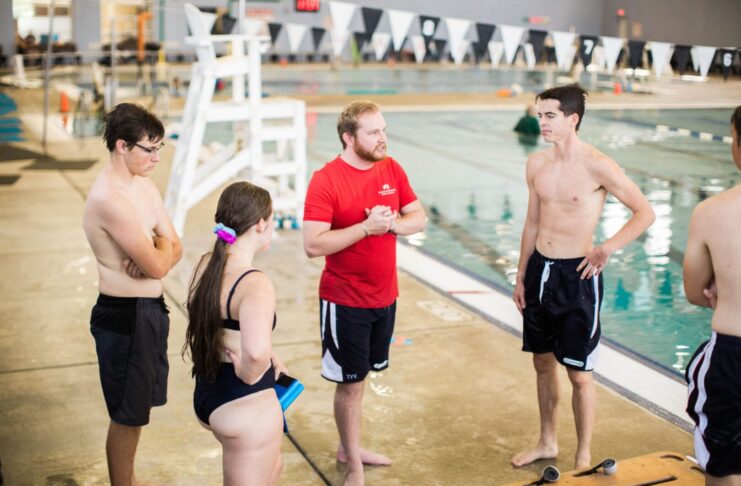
[102,103,164,152]
[732,105,741,146]
[536,84,588,131]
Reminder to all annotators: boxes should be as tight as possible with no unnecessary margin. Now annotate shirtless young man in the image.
[83,103,182,485]
[511,85,655,470]
[684,106,741,486]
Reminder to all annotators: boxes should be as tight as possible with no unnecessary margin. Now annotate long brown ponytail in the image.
[184,182,272,381]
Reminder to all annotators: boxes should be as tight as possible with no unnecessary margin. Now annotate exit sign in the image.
[296,0,320,12]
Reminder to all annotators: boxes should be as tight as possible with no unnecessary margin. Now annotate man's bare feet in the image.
[342,469,364,486]
[510,444,558,467]
[337,445,392,466]
[574,450,591,470]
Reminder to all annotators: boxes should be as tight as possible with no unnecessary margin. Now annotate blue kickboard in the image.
[275,375,304,411]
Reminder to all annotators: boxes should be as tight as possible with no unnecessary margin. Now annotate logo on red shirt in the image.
[378,183,396,196]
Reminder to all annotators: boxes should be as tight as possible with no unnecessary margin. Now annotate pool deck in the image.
[2,65,737,484]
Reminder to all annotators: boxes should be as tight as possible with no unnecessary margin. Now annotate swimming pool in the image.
[305,107,736,376]
[260,66,616,95]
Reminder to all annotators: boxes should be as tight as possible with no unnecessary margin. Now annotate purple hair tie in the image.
[213,223,237,244]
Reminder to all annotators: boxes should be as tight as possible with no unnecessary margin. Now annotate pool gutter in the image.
[397,240,693,431]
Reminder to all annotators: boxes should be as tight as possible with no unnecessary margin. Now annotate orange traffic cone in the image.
[613,82,622,95]
[60,91,70,113]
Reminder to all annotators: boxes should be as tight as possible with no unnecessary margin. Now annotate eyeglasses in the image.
[134,142,166,154]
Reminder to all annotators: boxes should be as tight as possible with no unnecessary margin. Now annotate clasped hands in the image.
[363,205,398,236]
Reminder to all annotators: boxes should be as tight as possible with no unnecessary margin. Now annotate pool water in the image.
[305,108,736,375]
[260,66,616,95]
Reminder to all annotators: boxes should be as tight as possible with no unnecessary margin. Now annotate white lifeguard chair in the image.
[165,3,307,234]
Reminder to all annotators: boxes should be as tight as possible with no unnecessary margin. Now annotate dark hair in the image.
[536,84,588,131]
[102,103,164,152]
[732,105,741,146]
[337,100,380,149]
[184,182,272,381]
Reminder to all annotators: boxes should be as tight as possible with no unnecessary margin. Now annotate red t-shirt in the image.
[303,156,418,308]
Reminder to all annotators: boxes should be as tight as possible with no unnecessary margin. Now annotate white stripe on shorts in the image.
[539,261,553,303]
[591,274,600,338]
[320,299,343,381]
[691,332,717,470]
[329,302,339,349]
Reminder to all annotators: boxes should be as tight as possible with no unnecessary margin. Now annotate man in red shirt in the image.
[303,101,426,486]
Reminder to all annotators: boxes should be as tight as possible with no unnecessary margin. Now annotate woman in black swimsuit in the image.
[185,182,287,485]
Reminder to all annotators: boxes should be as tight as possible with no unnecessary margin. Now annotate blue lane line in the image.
[595,114,730,143]
[655,124,730,143]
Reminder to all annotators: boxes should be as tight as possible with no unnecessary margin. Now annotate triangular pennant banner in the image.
[445,18,472,65]
[720,49,737,80]
[212,15,236,35]
[580,35,599,66]
[691,46,701,72]
[434,39,448,60]
[387,9,415,52]
[353,32,369,52]
[476,23,496,47]
[472,42,485,63]
[411,35,426,64]
[600,36,624,73]
[628,40,645,69]
[451,40,471,65]
[695,46,717,77]
[473,24,495,62]
[649,41,673,77]
[488,41,504,67]
[673,45,691,75]
[328,1,357,33]
[371,32,392,61]
[360,7,383,37]
[286,23,308,54]
[311,27,326,52]
[268,23,282,45]
[528,29,547,63]
[500,25,525,65]
[552,31,577,70]
[419,15,441,58]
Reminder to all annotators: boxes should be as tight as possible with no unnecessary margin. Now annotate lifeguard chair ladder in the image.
[165,3,307,234]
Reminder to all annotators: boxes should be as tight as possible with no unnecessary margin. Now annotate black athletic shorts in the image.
[686,332,741,477]
[319,298,395,383]
[90,294,170,426]
[522,249,602,371]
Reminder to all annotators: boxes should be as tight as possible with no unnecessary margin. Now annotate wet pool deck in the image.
[3,64,738,484]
